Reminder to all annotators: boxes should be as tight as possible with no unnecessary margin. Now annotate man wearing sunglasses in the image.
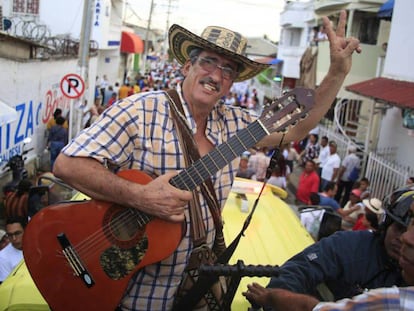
[0,216,27,283]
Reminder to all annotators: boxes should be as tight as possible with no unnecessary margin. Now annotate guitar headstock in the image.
[259,88,315,134]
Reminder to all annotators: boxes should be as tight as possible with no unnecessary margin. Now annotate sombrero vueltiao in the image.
[168,24,270,82]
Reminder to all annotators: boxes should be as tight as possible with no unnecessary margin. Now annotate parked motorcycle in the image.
[1,137,33,196]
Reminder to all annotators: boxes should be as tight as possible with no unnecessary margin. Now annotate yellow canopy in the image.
[0,260,50,310]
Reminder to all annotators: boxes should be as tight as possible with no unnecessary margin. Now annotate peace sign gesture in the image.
[323,10,361,76]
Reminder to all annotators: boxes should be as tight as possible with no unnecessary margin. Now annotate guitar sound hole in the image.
[110,209,138,241]
[103,205,145,248]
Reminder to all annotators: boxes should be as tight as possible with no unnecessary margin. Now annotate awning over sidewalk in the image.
[345,77,414,109]
[253,56,283,65]
[120,31,144,54]
[378,0,394,20]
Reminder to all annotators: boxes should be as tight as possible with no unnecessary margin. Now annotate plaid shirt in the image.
[314,286,414,311]
[248,151,270,181]
[62,89,252,310]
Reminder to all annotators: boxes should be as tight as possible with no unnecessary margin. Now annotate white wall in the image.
[97,49,122,86]
[383,0,414,82]
[278,1,314,79]
[377,107,414,169]
[0,56,97,164]
[376,0,414,169]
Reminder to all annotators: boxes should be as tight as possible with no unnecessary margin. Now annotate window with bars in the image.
[13,0,39,14]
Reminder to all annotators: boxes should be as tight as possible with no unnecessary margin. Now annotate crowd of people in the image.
[95,64,185,110]
[233,127,393,239]
[2,9,413,311]
[287,127,389,233]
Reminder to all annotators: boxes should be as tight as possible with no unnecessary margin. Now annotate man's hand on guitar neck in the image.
[132,171,191,222]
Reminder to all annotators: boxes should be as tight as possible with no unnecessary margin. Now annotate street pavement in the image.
[286,164,302,205]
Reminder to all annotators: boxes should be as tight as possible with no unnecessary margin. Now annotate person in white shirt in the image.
[282,142,300,177]
[267,161,291,190]
[320,141,341,191]
[0,216,26,282]
[335,146,361,206]
[248,147,271,182]
[0,230,9,251]
[99,74,110,105]
[224,92,236,106]
[317,136,329,177]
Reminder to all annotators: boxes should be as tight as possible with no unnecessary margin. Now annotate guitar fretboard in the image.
[169,121,268,191]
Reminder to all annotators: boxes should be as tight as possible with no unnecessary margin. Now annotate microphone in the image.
[265,148,281,180]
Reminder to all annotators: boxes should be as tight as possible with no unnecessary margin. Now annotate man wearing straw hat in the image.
[54,10,361,311]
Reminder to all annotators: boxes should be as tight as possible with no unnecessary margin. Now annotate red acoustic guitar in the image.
[23,88,314,311]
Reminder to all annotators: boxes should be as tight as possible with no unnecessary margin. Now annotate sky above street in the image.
[127,0,285,42]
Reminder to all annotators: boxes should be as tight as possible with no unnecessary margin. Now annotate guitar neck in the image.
[169,121,268,191]
[168,88,315,191]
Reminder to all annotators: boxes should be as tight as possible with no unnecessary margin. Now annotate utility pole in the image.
[141,0,155,75]
[163,0,173,57]
[69,0,94,140]
[78,0,94,81]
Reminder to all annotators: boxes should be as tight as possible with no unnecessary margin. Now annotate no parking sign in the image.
[60,73,85,99]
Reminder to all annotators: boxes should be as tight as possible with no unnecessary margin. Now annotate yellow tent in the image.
[0,261,50,311]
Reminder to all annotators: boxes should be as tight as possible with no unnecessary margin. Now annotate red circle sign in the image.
[60,73,85,99]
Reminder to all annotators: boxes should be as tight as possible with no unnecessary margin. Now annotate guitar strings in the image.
[72,122,284,258]
[65,207,149,262]
[64,93,309,264]
[79,207,147,256]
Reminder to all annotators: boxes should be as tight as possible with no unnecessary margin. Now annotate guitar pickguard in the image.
[100,234,148,280]
[99,204,152,280]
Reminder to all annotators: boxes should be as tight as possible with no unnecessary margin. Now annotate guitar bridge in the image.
[57,233,95,288]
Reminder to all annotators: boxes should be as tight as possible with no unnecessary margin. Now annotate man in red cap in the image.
[341,188,365,229]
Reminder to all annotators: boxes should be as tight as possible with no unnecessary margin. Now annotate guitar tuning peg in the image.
[306,90,314,97]
[279,127,288,134]
[300,113,309,120]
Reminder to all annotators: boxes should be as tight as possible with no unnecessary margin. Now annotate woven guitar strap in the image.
[166,89,226,253]
[166,90,227,310]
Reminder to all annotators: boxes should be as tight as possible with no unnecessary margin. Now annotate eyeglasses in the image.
[197,57,238,80]
[6,231,23,239]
